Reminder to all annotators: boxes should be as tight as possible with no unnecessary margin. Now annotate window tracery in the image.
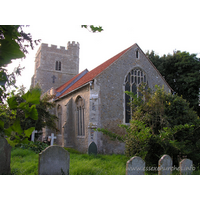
[124,68,147,123]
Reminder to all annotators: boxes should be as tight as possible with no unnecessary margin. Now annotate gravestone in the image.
[38,146,70,175]
[48,133,57,146]
[0,137,12,175]
[180,159,193,175]
[158,154,172,175]
[31,130,37,142]
[126,156,145,175]
[88,141,97,155]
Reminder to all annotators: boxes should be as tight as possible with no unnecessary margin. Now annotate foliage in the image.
[8,85,58,133]
[130,86,200,166]
[120,120,152,159]
[16,141,49,154]
[146,50,200,116]
[0,103,15,134]
[81,25,103,33]
[0,25,40,103]
[0,25,25,67]
[95,128,124,142]
[0,26,57,149]
[35,91,58,132]
[97,86,200,166]
[0,88,41,146]
[0,86,58,145]
[0,25,42,147]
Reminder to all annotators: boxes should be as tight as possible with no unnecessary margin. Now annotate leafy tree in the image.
[0,88,41,146]
[146,50,200,116]
[0,25,40,103]
[81,25,103,33]
[0,25,41,146]
[127,86,200,166]
[1,86,58,142]
[11,86,58,133]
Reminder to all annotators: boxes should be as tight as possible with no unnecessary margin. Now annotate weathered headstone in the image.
[88,141,97,155]
[48,133,57,146]
[31,130,37,142]
[126,156,145,175]
[180,159,193,175]
[0,137,11,175]
[38,146,70,175]
[158,154,172,175]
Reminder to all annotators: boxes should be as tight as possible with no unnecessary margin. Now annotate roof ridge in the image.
[56,69,88,93]
[56,44,135,99]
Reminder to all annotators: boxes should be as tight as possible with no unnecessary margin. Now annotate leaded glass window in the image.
[125,68,147,123]
[76,96,85,136]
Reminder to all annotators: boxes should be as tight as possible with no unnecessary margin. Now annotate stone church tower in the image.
[31,41,79,93]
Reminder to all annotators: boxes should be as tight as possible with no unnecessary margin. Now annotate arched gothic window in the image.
[55,61,61,71]
[76,96,85,136]
[124,68,147,123]
[57,105,62,134]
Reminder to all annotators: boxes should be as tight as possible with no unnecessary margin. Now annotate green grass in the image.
[69,154,127,175]
[11,147,200,175]
[11,148,39,175]
[11,147,128,175]
[64,147,128,175]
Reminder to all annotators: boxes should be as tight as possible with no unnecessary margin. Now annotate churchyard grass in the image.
[69,153,127,175]
[10,147,127,175]
[11,148,39,175]
[10,147,200,175]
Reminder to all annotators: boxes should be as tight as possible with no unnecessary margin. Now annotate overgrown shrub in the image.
[97,85,200,167]
[16,141,49,154]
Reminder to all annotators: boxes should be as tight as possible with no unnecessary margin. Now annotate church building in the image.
[31,42,172,154]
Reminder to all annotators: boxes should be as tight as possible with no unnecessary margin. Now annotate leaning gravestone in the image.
[0,137,12,175]
[180,159,193,175]
[38,146,70,175]
[158,154,172,175]
[88,141,97,155]
[126,156,145,175]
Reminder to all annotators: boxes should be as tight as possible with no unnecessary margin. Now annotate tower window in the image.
[56,61,61,71]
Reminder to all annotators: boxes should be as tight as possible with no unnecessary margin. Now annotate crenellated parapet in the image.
[32,41,79,94]
[67,41,80,49]
[35,42,79,56]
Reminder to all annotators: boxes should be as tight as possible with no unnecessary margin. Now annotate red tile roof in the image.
[55,45,133,99]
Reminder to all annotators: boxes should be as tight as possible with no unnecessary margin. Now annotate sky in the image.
[5,0,200,93]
